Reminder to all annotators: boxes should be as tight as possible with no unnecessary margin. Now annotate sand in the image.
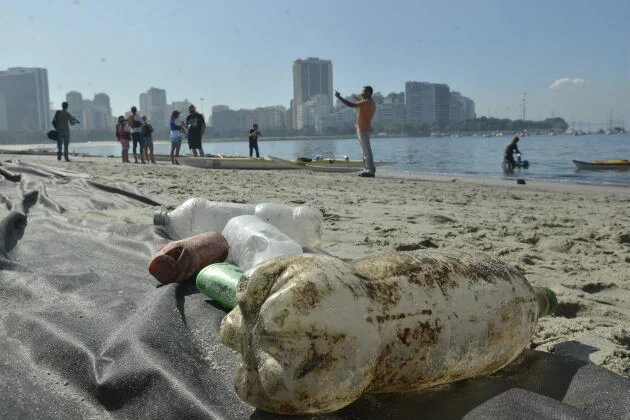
[3,152,629,378]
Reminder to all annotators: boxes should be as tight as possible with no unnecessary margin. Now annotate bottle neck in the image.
[533,287,557,317]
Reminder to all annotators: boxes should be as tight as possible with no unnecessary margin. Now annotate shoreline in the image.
[2,148,629,192]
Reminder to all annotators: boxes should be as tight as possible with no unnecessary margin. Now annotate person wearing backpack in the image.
[116,116,130,163]
[51,102,80,162]
[142,116,156,164]
[128,106,145,163]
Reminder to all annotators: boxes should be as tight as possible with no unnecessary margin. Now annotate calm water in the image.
[49,133,630,185]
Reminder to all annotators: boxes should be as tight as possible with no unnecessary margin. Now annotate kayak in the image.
[573,160,630,171]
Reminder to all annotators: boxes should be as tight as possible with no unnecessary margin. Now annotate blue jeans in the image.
[357,131,375,175]
[56,129,70,160]
[132,132,145,155]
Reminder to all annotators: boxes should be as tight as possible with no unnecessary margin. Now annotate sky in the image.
[1,0,629,126]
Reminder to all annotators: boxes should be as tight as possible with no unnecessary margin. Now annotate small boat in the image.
[291,156,393,173]
[154,153,394,173]
[179,155,298,170]
[573,160,630,171]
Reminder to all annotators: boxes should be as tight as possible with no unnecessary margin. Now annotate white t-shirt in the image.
[131,113,143,133]
[170,117,184,138]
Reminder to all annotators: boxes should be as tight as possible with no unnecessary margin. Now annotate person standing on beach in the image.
[142,116,156,163]
[248,123,261,158]
[116,116,130,163]
[128,106,145,164]
[51,101,80,162]
[185,104,206,157]
[169,110,185,164]
[503,136,521,171]
[335,86,377,177]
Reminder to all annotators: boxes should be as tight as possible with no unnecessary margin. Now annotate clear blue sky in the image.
[1,0,629,126]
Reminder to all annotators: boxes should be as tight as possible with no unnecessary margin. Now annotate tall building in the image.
[146,87,167,129]
[139,93,148,116]
[449,91,465,123]
[433,84,450,126]
[0,95,7,130]
[292,58,333,129]
[0,67,50,130]
[405,82,435,125]
[93,93,111,116]
[66,91,83,129]
[462,96,476,120]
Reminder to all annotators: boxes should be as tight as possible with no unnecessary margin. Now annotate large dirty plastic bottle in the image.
[153,198,323,247]
[196,263,244,310]
[222,215,303,271]
[255,203,322,248]
[219,250,558,415]
[148,231,229,284]
[153,197,254,240]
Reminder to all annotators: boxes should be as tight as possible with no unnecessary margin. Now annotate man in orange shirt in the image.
[335,86,377,177]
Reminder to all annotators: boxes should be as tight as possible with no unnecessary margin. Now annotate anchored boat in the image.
[572,159,630,171]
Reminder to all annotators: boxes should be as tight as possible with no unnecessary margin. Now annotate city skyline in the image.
[1,0,629,126]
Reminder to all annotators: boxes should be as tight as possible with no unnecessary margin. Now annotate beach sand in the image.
[4,152,629,378]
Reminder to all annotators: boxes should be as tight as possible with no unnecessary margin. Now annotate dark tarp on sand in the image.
[0,160,628,420]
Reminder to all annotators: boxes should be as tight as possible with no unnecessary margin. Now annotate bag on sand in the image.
[47,130,58,141]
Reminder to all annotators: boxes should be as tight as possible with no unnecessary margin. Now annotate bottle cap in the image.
[153,211,167,225]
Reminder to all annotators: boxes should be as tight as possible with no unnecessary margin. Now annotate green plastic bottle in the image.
[196,263,244,310]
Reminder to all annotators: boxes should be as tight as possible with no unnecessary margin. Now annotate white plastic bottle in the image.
[254,203,323,248]
[222,215,303,271]
[154,198,324,247]
[153,198,255,239]
[220,250,558,415]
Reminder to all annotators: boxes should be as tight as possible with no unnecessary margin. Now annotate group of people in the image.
[114,106,155,164]
[114,104,206,165]
[167,104,206,164]
[52,83,379,177]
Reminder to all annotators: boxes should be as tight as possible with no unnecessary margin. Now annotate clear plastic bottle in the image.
[255,203,323,248]
[220,250,559,415]
[222,215,303,271]
[153,198,254,239]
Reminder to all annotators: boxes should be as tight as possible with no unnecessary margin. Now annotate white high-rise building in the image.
[405,81,435,125]
[146,87,167,129]
[0,67,50,130]
[292,58,333,129]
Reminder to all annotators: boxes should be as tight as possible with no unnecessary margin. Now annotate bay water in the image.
[34,133,630,186]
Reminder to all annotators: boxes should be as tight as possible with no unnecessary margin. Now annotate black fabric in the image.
[0,160,628,420]
[186,113,205,142]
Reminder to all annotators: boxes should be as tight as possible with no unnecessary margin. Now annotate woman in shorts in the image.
[169,110,185,164]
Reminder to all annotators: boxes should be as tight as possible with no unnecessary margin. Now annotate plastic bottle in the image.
[153,198,254,239]
[148,231,229,284]
[153,198,323,247]
[196,263,244,310]
[254,203,323,248]
[222,215,303,271]
[219,250,558,415]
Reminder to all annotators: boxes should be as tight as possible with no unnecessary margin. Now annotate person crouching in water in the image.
[116,116,130,163]
[169,110,185,164]
[504,136,521,171]
[142,116,156,163]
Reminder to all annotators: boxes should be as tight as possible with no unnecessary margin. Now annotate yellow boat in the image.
[573,159,630,171]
